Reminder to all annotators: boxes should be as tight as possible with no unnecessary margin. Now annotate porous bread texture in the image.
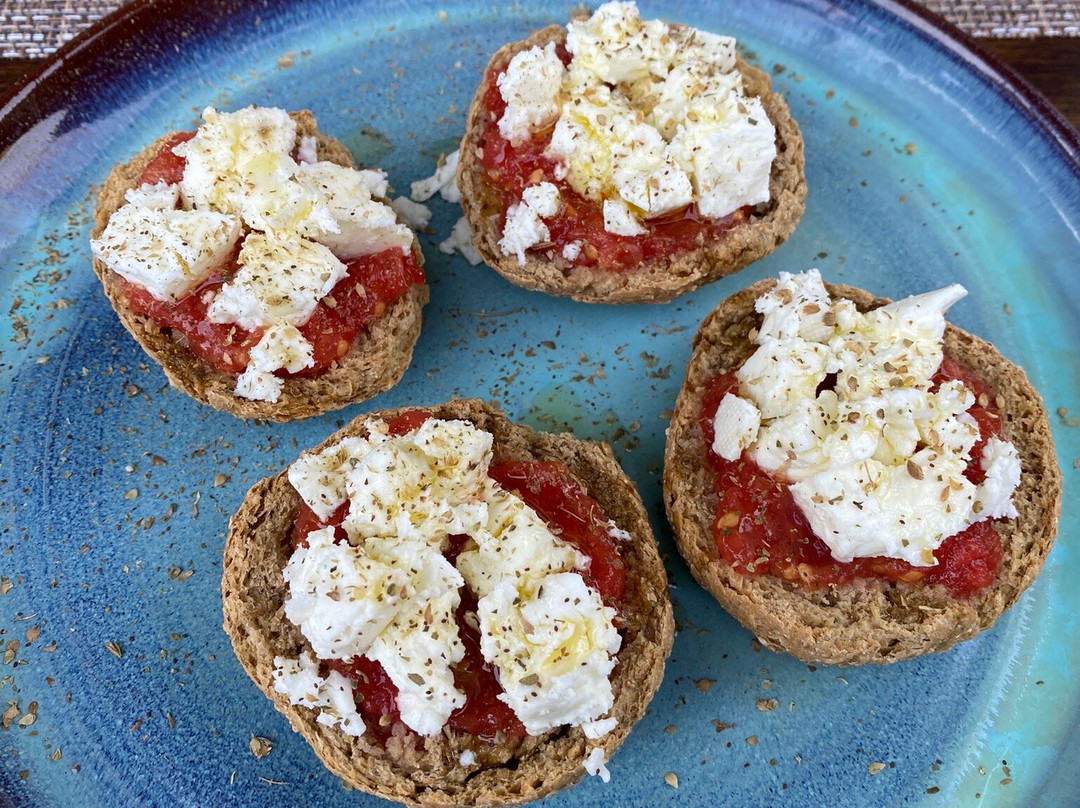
[458,24,807,305]
[663,280,1062,665]
[91,110,429,422]
[222,399,675,807]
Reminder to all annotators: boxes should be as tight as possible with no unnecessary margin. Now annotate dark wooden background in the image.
[1,37,1078,129]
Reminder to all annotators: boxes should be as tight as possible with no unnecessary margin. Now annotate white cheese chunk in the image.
[752,393,883,481]
[755,268,834,342]
[582,716,618,738]
[177,106,297,213]
[566,1,675,87]
[366,572,466,736]
[391,196,433,229]
[478,573,620,736]
[124,181,180,210]
[439,216,484,265]
[499,201,550,264]
[562,240,583,261]
[977,437,1021,519]
[459,750,477,766]
[292,161,412,258]
[240,157,410,258]
[522,182,561,218]
[602,198,647,237]
[288,427,390,520]
[273,651,365,737]
[341,418,493,544]
[234,367,282,403]
[584,746,611,783]
[283,526,420,659]
[711,393,762,461]
[252,322,315,374]
[790,449,979,566]
[411,150,460,203]
[207,231,347,330]
[668,95,776,219]
[456,484,581,598]
[737,337,830,420]
[90,201,241,302]
[297,135,319,165]
[233,323,315,402]
[828,283,967,402]
[498,43,566,143]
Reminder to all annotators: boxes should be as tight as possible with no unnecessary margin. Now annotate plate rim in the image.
[0,0,1078,177]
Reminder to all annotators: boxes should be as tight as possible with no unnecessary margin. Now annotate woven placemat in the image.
[0,0,1077,58]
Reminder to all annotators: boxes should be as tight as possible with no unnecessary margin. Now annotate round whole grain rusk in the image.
[222,398,675,807]
[91,110,429,422]
[457,24,806,305]
[663,280,1062,665]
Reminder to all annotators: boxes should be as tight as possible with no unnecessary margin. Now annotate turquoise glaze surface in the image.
[1,1,1078,806]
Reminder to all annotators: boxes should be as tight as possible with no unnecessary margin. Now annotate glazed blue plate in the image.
[1,1,1078,806]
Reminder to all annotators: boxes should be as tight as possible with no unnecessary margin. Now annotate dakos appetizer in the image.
[457,1,806,304]
[223,399,674,805]
[90,106,428,421]
[664,271,1061,664]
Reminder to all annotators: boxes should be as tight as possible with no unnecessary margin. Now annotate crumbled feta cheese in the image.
[233,323,315,402]
[234,366,282,403]
[478,574,620,735]
[667,95,775,219]
[566,2,675,86]
[282,524,465,737]
[411,150,461,203]
[498,43,566,143]
[496,182,562,261]
[456,484,581,597]
[711,393,761,461]
[288,426,391,519]
[498,201,550,264]
[290,161,412,258]
[90,201,241,302]
[284,417,621,738]
[562,240,583,261]
[978,437,1021,519]
[522,182,561,218]
[124,181,180,209]
[584,746,612,783]
[177,106,297,213]
[207,231,347,330]
[459,750,477,766]
[582,716,618,738]
[253,323,316,374]
[341,418,493,544]
[716,270,1023,567]
[790,449,977,566]
[365,558,466,735]
[273,651,366,736]
[520,2,775,228]
[284,526,423,658]
[391,196,433,229]
[602,198,647,237]
[439,216,483,265]
[297,135,319,164]
[606,521,631,542]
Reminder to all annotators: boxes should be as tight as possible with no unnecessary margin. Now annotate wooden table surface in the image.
[1,36,1077,130]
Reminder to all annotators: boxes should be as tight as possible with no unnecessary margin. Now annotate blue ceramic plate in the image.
[1,1,1078,806]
